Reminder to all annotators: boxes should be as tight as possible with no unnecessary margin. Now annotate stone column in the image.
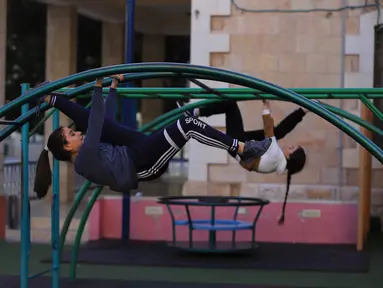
[0,0,6,182]
[141,34,165,124]
[102,22,124,66]
[0,0,7,239]
[45,5,77,203]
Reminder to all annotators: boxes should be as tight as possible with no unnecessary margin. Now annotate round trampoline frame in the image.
[157,196,270,253]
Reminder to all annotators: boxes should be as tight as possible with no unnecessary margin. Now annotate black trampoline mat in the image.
[44,240,370,273]
[0,276,308,288]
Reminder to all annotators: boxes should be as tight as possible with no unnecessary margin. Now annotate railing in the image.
[2,160,86,199]
[3,160,37,199]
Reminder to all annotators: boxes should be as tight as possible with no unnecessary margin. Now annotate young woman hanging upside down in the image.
[178,99,307,224]
[177,99,309,143]
[33,75,270,199]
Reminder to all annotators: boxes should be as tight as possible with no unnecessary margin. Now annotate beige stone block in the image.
[339,186,358,201]
[230,35,263,54]
[260,35,280,53]
[306,54,328,73]
[305,187,335,200]
[277,33,298,53]
[259,184,287,200]
[230,35,250,53]
[231,16,250,34]
[307,147,340,168]
[326,55,341,73]
[308,17,333,37]
[296,36,318,53]
[314,0,342,9]
[247,171,287,184]
[279,15,297,34]
[211,16,226,32]
[231,183,241,196]
[347,7,363,17]
[245,35,264,52]
[346,17,360,35]
[240,183,260,197]
[330,17,342,36]
[226,54,244,72]
[210,52,226,67]
[316,37,342,54]
[296,15,311,35]
[343,99,359,111]
[182,181,231,196]
[291,0,314,10]
[259,15,280,35]
[284,129,328,148]
[289,168,321,184]
[343,133,358,149]
[278,54,306,73]
[344,55,359,73]
[259,54,279,72]
[276,72,295,88]
[277,0,292,9]
[320,167,345,185]
[208,164,247,183]
[314,73,341,88]
[292,73,316,88]
[345,168,359,186]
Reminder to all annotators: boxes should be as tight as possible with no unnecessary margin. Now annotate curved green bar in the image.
[69,186,103,279]
[319,102,383,137]
[359,93,383,122]
[1,62,380,162]
[59,181,91,259]
[61,87,383,97]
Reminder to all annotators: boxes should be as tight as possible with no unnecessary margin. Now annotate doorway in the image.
[373,24,383,148]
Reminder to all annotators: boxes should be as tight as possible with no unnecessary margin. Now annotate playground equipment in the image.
[157,196,270,252]
[0,62,382,288]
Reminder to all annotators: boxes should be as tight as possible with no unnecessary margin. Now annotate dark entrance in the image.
[373,24,383,148]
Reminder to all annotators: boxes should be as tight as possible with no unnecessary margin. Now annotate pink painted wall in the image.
[88,197,358,244]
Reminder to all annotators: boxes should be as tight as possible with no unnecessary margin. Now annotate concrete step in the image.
[6,228,88,244]
[30,217,83,230]
[5,217,88,244]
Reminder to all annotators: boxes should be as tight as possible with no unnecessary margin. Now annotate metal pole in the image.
[20,83,30,288]
[51,110,60,287]
[121,0,136,241]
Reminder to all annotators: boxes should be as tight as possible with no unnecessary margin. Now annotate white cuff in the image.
[262,108,271,115]
[44,145,49,152]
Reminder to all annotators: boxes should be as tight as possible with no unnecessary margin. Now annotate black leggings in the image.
[52,90,239,181]
[199,100,306,142]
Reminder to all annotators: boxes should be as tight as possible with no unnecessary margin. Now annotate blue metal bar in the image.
[121,0,136,241]
[20,83,30,288]
[52,110,60,288]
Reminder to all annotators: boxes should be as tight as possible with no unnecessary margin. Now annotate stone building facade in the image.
[185,0,383,219]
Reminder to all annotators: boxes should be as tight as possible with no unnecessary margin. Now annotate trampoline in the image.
[157,196,270,253]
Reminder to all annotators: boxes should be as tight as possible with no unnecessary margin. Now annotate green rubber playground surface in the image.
[1,234,382,288]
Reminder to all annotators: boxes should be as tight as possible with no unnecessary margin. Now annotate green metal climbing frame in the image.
[0,63,383,285]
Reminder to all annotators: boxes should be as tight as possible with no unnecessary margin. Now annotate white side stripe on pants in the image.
[137,146,178,179]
